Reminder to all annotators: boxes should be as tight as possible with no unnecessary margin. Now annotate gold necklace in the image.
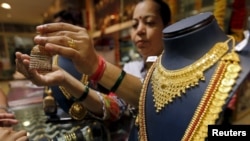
[151,37,231,112]
[182,36,241,140]
[137,36,241,141]
[54,55,89,120]
[53,55,89,99]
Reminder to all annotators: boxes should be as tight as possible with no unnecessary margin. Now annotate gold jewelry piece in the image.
[137,59,156,141]
[69,102,87,120]
[59,86,72,100]
[151,38,232,113]
[68,39,76,49]
[137,36,240,141]
[29,45,52,73]
[64,132,77,141]
[54,55,89,100]
[182,36,241,141]
[53,55,89,119]
[43,86,57,114]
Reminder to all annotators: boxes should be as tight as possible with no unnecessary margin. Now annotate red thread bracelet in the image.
[90,55,106,83]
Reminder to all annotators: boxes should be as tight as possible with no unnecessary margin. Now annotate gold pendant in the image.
[29,45,52,73]
[43,87,57,114]
[69,102,87,120]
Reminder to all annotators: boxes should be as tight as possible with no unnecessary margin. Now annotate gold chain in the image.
[151,38,232,112]
[182,37,241,141]
[137,36,241,141]
[53,55,89,99]
[53,55,89,120]
[137,58,156,141]
[58,86,72,100]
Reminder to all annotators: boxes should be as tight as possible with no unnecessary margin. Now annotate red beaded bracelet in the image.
[89,55,106,83]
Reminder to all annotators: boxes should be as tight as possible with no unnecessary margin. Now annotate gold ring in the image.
[67,39,76,49]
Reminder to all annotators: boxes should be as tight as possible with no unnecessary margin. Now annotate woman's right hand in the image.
[34,23,99,76]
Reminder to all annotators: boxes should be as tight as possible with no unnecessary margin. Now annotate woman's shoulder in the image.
[123,59,144,78]
[124,59,144,67]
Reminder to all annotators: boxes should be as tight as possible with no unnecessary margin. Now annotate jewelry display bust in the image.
[137,12,250,141]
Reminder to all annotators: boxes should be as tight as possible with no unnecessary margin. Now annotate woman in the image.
[15,0,171,140]
[124,0,171,80]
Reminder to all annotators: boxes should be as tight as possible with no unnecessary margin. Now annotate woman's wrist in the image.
[0,105,8,113]
[89,55,106,84]
[73,85,89,101]
[60,70,74,87]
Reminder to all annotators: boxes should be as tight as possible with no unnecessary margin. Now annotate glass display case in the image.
[0,33,35,80]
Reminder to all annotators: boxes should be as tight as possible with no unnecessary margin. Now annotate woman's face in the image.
[130,1,165,60]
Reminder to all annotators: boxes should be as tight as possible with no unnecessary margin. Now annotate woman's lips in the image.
[136,40,146,48]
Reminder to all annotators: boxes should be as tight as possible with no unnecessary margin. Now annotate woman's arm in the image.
[34,23,142,107]
[99,62,141,107]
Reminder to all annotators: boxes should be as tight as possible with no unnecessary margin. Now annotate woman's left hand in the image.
[15,51,66,86]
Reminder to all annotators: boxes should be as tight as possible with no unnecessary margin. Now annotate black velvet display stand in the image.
[140,12,250,141]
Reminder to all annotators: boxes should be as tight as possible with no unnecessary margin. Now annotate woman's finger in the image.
[13,130,28,141]
[34,35,77,49]
[36,22,84,33]
[0,119,19,127]
[41,43,79,61]
[0,113,16,119]
[16,136,29,141]
[15,52,31,78]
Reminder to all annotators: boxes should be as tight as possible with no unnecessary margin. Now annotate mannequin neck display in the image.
[161,12,229,70]
[137,12,250,141]
[159,11,250,99]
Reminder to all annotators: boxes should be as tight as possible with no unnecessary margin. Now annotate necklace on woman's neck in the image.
[151,37,233,113]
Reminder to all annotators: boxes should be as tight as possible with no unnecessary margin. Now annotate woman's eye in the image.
[146,21,155,26]
[132,23,138,29]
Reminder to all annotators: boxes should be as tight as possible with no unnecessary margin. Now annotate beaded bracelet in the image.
[74,85,89,101]
[96,91,108,120]
[87,91,108,120]
[110,70,126,92]
[89,56,106,83]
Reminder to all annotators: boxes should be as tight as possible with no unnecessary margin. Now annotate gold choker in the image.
[151,38,232,112]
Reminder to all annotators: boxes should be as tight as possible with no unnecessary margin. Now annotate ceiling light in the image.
[1,3,11,9]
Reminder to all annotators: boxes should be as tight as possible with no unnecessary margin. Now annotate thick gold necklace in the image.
[182,36,241,140]
[137,36,241,141]
[151,38,231,113]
